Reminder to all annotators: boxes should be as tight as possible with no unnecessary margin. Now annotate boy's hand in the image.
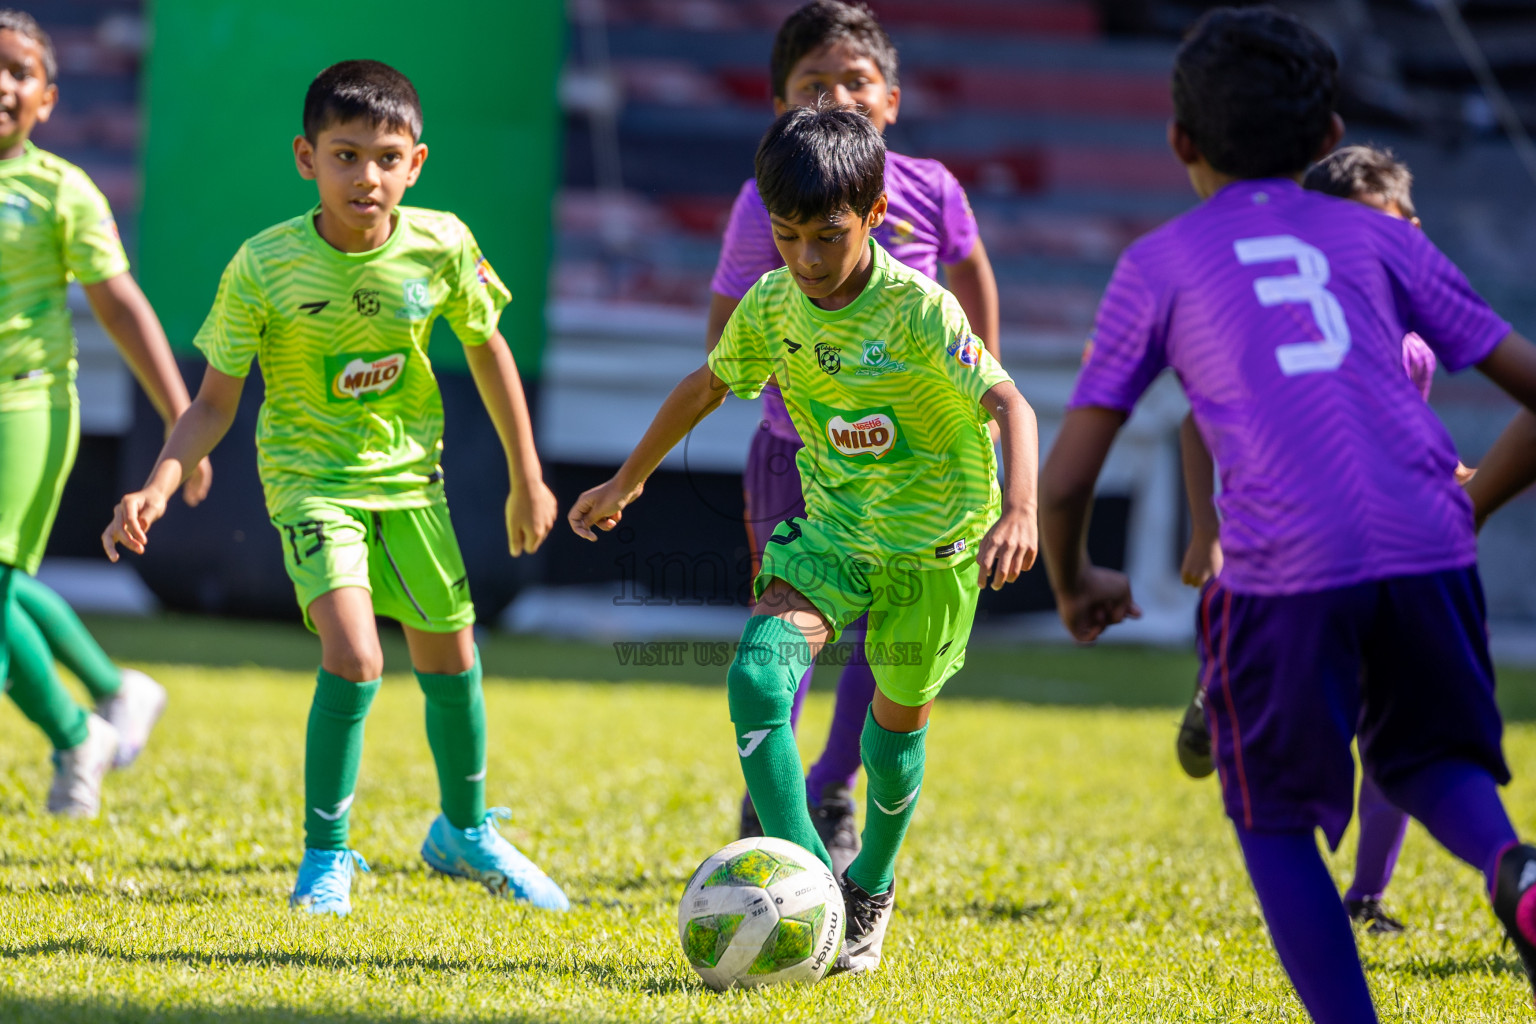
[1054,565,1141,643]
[976,509,1037,590]
[568,478,644,541]
[102,488,170,561]
[182,457,214,507]
[507,478,559,556]
[1180,529,1223,587]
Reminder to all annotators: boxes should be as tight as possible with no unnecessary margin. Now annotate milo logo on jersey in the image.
[810,399,912,464]
[326,351,409,402]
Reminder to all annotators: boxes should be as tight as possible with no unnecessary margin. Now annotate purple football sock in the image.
[742,659,816,818]
[1236,827,1379,1024]
[1379,760,1516,888]
[805,616,877,800]
[1344,774,1409,903]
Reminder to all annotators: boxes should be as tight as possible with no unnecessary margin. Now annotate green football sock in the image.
[847,707,927,896]
[727,615,830,869]
[416,647,486,830]
[5,597,90,750]
[12,573,122,699]
[304,668,379,850]
[0,564,14,690]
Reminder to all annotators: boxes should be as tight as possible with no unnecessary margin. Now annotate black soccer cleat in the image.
[810,783,861,879]
[738,798,763,840]
[1346,896,1406,935]
[1176,688,1215,779]
[1492,842,1536,1003]
[834,870,895,975]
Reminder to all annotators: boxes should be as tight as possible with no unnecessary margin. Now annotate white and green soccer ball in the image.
[678,836,845,991]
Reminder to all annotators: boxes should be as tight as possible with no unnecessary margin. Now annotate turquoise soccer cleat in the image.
[420,807,569,911]
[290,848,369,916]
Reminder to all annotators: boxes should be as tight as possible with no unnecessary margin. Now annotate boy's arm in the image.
[1039,406,1142,641]
[1178,413,1223,585]
[975,380,1038,589]
[102,366,244,560]
[83,273,213,505]
[463,330,557,556]
[568,365,730,540]
[1464,408,1536,529]
[946,237,1001,361]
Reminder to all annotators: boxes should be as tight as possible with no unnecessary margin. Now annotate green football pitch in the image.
[2,615,1535,1023]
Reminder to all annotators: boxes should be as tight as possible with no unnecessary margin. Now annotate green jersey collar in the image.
[304,204,408,262]
[796,237,888,324]
[0,140,40,176]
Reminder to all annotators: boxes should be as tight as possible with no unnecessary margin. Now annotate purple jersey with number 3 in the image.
[712,150,979,441]
[1072,179,1509,595]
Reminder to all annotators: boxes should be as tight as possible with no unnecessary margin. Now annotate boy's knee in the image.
[727,615,814,725]
[326,645,383,683]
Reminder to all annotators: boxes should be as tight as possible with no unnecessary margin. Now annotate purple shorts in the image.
[1197,566,1508,848]
[742,423,807,570]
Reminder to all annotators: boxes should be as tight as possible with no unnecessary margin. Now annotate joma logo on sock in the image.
[873,785,920,815]
[736,730,771,757]
[313,793,355,821]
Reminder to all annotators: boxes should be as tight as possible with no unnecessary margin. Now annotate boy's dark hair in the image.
[303,60,423,142]
[1304,145,1416,219]
[756,103,885,223]
[1172,6,1338,179]
[0,9,55,84]
[770,1,899,101]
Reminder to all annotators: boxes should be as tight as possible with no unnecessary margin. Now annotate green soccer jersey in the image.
[195,205,510,515]
[710,238,1012,563]
[0,142,130,412]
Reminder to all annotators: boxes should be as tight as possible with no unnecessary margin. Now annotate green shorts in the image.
[0,402,79,575]
[271,499,475,634]
[755,516,981,707]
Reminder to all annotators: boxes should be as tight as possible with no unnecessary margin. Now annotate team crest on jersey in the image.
[326,351,408,402]
[396,278,433,320]
[816,342,841,375]
[352,288,381,316]
[857,339,906,377]
[811,399,912,463]
[947,332,981,367]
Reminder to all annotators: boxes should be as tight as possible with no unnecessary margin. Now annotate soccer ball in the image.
[677,836,845,991]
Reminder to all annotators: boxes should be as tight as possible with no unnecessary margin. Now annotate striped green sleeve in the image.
[440,220,510,346]
[193,244,267,378]
[60,166,129,285]
[707,280,774,399]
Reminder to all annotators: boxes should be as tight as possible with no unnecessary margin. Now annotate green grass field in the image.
[3,615,1536,1022]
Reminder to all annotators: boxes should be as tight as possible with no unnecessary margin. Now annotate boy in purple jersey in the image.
[707,0,1000,870]
[1176,146,1456,937]
[1040,9,1536,1020]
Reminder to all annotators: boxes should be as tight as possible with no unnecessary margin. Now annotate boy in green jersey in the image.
[570,105,1039,972]
[104,60,566,915]
[0,10,203,817]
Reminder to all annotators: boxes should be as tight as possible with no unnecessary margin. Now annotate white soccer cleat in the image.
[95,668,167,769]
[835,870,895,974]
[47,714,120,818]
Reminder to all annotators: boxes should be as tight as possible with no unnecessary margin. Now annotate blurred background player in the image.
[572,104,1037,973]
[1040,8,1536,1020]
[706,0,1001,871]
[1175,144,1460,935]
[103,60,565,916]
[0,9,203,817]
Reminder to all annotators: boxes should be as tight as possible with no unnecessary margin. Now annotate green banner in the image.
[139,2,563,375]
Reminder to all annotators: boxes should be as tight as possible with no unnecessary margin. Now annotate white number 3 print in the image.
[1234,235,1351,375]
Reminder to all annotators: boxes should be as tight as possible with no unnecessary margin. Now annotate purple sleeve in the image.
[709,179,784,300]
[1402,229,1510,372]
[935,164,979,266]
[1068,250,1168,413]
[1401,332,1436,401]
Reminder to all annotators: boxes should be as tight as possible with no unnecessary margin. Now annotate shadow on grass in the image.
[76,612,1536,718]
[1376,952,1524,980]
[935,897,1058,922]
[0,937,695,997]
[0,993,579,1024]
